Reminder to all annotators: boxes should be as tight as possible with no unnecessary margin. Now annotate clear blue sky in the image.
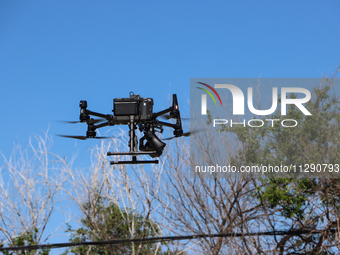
[0,0,339,251]
[1,0,339,162]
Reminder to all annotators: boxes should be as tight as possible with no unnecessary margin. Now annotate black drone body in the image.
[59,92,190,165]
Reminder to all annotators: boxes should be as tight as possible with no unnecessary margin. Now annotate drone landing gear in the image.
[107,116,159,165]
[109,156,158,165]
[107,151,159,165]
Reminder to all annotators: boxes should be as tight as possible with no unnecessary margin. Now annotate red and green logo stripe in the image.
[197,82,222,106]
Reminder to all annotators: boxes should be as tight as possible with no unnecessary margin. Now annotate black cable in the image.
[0,229,336,252]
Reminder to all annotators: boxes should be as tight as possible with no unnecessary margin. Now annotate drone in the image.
[58,92,191,165]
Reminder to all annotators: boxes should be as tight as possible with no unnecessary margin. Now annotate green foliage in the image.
[257,178,316,218]
[217,80,340,252]
[225,82,340,218]
[0,228,50,255]
[62,196,163,255]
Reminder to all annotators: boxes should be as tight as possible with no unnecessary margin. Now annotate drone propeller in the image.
[57,118,107,125]
[57,134,114,140]
[159,115,190,120]
[163,130,200,140]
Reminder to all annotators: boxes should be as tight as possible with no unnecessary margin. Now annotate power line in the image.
[0,229,336,252]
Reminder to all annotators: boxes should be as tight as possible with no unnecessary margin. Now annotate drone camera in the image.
[140,131,166,158]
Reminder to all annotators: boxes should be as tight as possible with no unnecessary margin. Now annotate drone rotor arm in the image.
[152,107,172,119]
[156,120,178,129]
[85,110,112,121]
[93,121,111,130]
